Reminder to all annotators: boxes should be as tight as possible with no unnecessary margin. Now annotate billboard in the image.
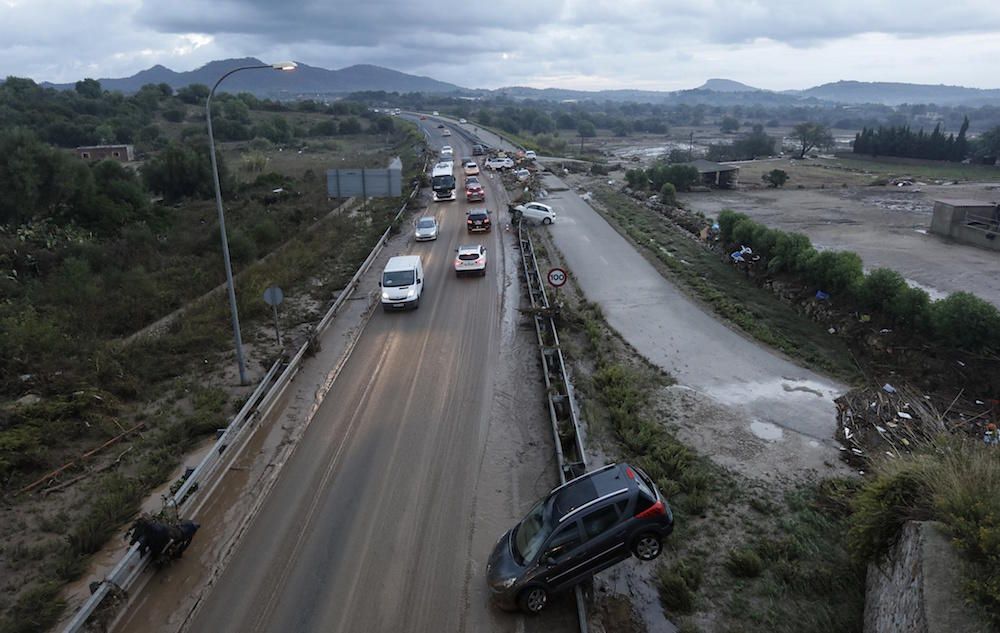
[327,157,402,198]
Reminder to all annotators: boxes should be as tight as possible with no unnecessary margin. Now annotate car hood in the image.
[486,529,524,587]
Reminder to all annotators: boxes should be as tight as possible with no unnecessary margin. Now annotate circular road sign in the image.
[547,267,568,288]
[262,286,284,306]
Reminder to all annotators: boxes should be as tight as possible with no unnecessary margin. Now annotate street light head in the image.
[272,61,297,71]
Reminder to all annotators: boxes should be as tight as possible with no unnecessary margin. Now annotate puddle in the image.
[749,420,784,441]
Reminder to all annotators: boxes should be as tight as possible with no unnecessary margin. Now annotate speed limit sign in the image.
[547,267,567,288]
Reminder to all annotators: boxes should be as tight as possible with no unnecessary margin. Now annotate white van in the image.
[380,255,424,311]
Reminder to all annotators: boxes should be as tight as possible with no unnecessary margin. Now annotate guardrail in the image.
[61,160,427,633]
[517,222,589,633]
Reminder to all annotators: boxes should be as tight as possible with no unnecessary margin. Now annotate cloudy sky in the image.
[4,0,1000,91]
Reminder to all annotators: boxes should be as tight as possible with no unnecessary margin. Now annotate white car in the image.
[464,161,480,176]
[515,202,557,225]
[441,145,453,158]
[514,168,531,181]
[442,128,452,137]
[524,150,537,160]
[485,156,515,170]
[414,216,438,241]
[459,118,468,124]
[454,244,487,277]
[432,111,440,116]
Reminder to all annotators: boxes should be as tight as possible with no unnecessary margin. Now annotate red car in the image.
[466,182,485,202]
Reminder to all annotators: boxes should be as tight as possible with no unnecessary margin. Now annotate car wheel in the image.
[517,586,548,615]
[542,217,553,225]
[631,532,662,561]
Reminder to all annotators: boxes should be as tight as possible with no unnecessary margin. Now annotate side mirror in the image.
[378,280,382,287]
[417,278,422,284]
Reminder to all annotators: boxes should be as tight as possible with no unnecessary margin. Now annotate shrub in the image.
[660,182,677,206]
[857,268,907,314]
[657,559,702,614]
[725,547,765,578]
[717,209,748,243]
[226,228,257,264]
[762,169,789,188]
[931,291,1000,351]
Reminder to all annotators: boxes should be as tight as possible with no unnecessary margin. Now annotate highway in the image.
[116,121,577,632]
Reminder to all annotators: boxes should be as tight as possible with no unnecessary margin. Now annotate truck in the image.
[431,161,456,202]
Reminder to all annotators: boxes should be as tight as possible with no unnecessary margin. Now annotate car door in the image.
[535,520,586,592]
[575,502,630,577]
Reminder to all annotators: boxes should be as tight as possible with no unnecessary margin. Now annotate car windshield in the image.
[469,212,487,219]
[417,219,436,229]
[513,498,553,564]
[382,270,415,287]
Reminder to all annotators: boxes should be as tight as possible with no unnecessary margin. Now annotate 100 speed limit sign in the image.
[547,267,568,288]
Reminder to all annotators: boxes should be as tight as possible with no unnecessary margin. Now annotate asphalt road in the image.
[116,122,577,632]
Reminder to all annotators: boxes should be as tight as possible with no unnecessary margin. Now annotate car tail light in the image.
[635,499,665,519]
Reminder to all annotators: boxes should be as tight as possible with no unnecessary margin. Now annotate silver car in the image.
[415,216,438,241]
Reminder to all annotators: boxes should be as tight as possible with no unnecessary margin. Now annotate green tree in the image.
[790,122,834,159]
[74,78,102,99]
[176,83,210,105]
[577,120,596,138]
[762,169,789,188]
[720,116,740,133]
[141,140,225,202]
[338,116,363,135]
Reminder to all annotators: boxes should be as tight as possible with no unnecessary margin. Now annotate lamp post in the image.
[206,61,296,385]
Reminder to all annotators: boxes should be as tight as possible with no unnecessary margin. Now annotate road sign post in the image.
[262,286,284,345]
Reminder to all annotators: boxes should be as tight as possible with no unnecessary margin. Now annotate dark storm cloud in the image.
[4,0,1000,89]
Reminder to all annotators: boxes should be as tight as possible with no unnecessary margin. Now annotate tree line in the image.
[717,210,1000,353]
[852,117,970,161]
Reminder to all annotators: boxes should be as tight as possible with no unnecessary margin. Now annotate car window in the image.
[513,499,552,564]
[417,219,435,229]
[458,252,480,261]
[581,505,621,540]
[543,522,583,561]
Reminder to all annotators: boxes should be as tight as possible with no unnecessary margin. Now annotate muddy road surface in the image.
[115,123,577,633]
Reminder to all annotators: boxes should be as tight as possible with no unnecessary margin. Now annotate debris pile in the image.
[835,382,949,468]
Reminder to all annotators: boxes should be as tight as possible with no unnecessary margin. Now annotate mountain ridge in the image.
[34,60,1000,106]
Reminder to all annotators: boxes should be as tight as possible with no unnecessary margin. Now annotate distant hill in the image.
[697,78,760,92]
[792,80,1000,106]
[43,58,463,96]
[33,60,1000,106]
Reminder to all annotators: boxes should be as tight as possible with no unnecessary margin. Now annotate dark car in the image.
[487,463,673,614]
[472,144,486,156]
[467,208,491,232]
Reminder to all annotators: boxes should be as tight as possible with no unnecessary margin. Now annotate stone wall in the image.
[864,521,990,633]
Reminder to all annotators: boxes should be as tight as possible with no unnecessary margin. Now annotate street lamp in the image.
[206,61,296,385]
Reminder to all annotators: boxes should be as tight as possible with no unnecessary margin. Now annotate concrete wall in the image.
[864,521,990,633]
[930,201,1000,252]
